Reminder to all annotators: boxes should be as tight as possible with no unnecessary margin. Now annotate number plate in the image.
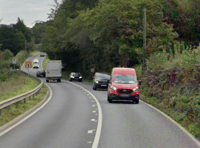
[120,94,130,97]
[101,85,107,87]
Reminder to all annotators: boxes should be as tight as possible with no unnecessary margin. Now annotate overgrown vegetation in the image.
[0,71,39,102]
[135,43,200,139]
[0,84,48,127]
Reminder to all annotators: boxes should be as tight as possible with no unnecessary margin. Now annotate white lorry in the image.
[46,60,62,82]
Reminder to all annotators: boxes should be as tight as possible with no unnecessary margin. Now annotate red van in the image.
[107,67,139,104]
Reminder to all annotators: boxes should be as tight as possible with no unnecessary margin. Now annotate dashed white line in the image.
[65,81,103,148]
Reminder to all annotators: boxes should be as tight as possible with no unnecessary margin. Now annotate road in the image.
[0,53,199,148]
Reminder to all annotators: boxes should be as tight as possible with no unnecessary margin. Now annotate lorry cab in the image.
[107,67,139,104]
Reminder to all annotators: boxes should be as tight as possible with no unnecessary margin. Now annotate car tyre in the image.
[46,79,49,83]
[134,99,139,104]
[93,84,97,90]
[108,96,112,103]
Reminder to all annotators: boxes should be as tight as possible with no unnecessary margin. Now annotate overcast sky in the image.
[0,0,62,27]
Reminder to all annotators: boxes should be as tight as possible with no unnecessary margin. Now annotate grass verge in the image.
[0,71,39,102]
[140,91,200,140]
[0,84,48,127]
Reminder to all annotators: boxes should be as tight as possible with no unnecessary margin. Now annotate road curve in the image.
[73,81,200,148]
[0,53,199,148]
[0,54,100,148]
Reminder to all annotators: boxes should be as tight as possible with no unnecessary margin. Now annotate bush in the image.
[3,49,14,60]
[15,50,30,68]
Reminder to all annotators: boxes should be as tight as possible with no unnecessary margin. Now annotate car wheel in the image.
[108,96,112,103]
[93,84,97,90]
[58,79,61,82]
[69,79,72,81]
[134,99,139,104]
[46,79,49,83]
[79,79,82,82]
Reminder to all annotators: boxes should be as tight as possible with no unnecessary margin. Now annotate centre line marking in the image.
[66,81,103,148]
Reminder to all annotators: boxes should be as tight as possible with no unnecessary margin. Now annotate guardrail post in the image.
[24,98,26,104]
[29,96,31,100]
[16,102,18,109]
[0,109,1,116]
[33,94,34,99]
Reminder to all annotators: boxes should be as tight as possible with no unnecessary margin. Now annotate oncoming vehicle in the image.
[93,72,110,90]
[33,59,39,64]
[69,72,82,82]
[40,52,46,57]
[36,70,46,77]
[107,67,140,104]
[33,63,39,69]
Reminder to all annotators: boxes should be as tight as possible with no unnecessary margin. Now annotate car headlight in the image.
[111,85,117,90]
[70,76,74,78]
[95,80,99,84]
[133,87,138,91]
[79,76,82,79]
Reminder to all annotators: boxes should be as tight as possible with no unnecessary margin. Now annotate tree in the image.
[0,25,25,55]
[3,49,14,60]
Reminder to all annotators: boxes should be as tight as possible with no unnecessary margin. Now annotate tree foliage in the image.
[13,18,32,42]
[0,25,25,55]
[41,0,193,77]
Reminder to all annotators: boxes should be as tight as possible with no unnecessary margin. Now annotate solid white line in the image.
[140,100,200,146]
[65,81,102,148]
[0,84,52,137]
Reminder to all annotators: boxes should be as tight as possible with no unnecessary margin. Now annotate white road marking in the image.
[66,81,103,148]
[87,141,92,144]
[88,129,96,134]
[0,84,52,137]
[92,111,97,113]
[92,104,96,107]
[91,119,97,122]
[140,100,200,146]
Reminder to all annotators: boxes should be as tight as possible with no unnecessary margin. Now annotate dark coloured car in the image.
[69,72,82,82]
[40,52,46,57]
[36,70,46,77]
[93,72,110,90]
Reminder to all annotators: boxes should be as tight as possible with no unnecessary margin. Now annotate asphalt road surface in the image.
[0,53,199,148]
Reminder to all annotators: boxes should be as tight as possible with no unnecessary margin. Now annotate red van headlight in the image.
[133,87,138,91]
[111,85,117,90]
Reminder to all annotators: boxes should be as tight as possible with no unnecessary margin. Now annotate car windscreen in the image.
[113,75,137,84]
[74,73,80,77]
[96,73,110,80]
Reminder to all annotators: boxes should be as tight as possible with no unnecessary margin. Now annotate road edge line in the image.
[140,99,200,146]
[0,84,52,137]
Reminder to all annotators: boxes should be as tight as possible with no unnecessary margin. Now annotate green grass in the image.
[0,85,48,127]
[30,51,40,56]
[0,71,39,102]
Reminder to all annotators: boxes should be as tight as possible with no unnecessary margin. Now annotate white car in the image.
[33,59,39,64]
[33,63,39,69]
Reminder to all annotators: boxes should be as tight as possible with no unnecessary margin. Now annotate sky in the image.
[0,0,62,27]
